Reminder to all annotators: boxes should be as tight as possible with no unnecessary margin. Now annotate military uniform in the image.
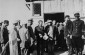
[71,19,84,54]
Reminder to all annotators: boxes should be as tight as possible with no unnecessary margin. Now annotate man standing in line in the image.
[15,20,21,55]
[0,21,3,54]
[9,20,19,55]
[19,21,28,55]
[46,20,54,55]
[27,19,35,55]
[52,20,57,48]
[71,13,84,55]
[63,15,73,55]
[1,20,9,55]
[35,20,44,55]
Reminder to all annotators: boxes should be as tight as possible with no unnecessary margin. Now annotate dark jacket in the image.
[44,25,56,40]
[64,20,73,37]
[35,26,44,41]
[28,26,35,39]
[3,27,9,44]
[72,19,84,37]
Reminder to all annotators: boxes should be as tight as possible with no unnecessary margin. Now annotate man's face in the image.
[75,16,79,20]
[65,17,69,21]
[48,22,52,25]
[28,21,32,26]
[5,22,9,26]
[0,23,2,27]
[39,21,43,26]
[52,20,56,25]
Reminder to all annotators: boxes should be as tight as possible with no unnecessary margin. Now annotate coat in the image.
[64,20,73,37]
[19,28,28,48]
[72,19,84,37]
[9,27,18,55]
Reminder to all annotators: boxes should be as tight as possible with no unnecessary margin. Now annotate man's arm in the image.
[1,25,4,44]
[82,21,84,35]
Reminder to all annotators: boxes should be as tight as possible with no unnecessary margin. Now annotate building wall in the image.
[0,0,85,29]
[43,0,84,18]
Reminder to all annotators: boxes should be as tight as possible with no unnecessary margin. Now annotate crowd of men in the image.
[0,12,85,55]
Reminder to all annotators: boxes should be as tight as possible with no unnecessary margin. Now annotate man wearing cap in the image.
[45,20,54,55]
[19,21,28,55]
[64,15,73,55]
[1,20,9,55]
[15,20,21,55]
[71,13,84,55]
[10,20,18,55]
[27,19,35,55]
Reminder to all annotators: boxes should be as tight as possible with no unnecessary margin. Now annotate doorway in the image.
[44,12,64,22]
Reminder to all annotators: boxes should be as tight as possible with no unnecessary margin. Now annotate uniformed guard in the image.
[63,15,73,55]
[71,13,84,55]
[35,20,44,55]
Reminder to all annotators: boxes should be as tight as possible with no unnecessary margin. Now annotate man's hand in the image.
[39,34,43,38]
[1,44,4,50]
[70,35,72,39]
[54,37,56,40]
[1,39,4,44]
[82,35,85,39]
[30,37,34,46]
[64,37,66,39]
[17,38,20,41]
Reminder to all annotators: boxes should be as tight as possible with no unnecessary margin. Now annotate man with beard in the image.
[35,20,44,55]
[71,13,84,55]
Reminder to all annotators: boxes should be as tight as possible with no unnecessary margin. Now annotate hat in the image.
[21,20,27,25]
[28,19,33,22]
[12,20,18,24]
[74,13,80,17]
[0,20,3,23]
[65,15,70,18]
[47,20,52,23]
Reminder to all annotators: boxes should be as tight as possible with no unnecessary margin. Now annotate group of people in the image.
[64,13,85,55]
[0,12,85,55]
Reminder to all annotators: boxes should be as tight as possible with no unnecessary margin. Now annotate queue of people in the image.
[0,12,85,55]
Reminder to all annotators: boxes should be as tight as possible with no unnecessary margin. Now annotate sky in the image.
[0,0,32,23]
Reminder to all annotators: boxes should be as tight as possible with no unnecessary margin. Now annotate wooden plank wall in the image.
[43,0,84,18]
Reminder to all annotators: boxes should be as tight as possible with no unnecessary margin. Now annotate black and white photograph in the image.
[0,0,85,55]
